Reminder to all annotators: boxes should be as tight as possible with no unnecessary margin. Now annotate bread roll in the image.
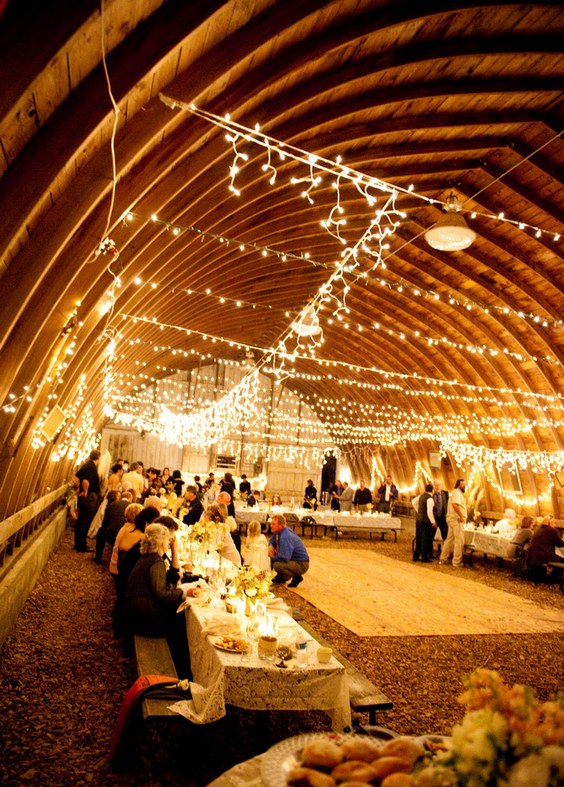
[377,738,425,766]
[340,738,382,762]
[288,766,337,787]
[370,757,411,780]
[302,740,344,769]
[331,760,379,783]
[381,774,415,787]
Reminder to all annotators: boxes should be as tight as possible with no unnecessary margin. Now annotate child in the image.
[242,520,270,572]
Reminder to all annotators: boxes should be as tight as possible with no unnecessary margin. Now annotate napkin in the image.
[265,596,290,612]
[201,611,244,637]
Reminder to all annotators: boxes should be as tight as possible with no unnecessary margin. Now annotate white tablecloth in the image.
[331,513,401,531]
[235,510,269,524]
[170,605,351,732]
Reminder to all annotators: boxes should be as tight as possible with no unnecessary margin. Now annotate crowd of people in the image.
[73,453,562,674]
[410,476,564,571]
[73,452,311,676]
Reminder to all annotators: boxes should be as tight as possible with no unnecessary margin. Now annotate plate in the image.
[260,732,362,787]
[209,635,250,653]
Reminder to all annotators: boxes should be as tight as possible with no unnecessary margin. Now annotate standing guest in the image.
[412,483,437,562]
[204,479,220,506]
[506,516,535,560]
[331,480,344,511]
[220,472,236,501]
[334,481,354,512]
[353,480,372,513]
[107,463,124,493]
[432,479,449,541]
[143,468,160,499]
[527,516,564,567]
[269,513,309,587]
[182,486,204,525]
[74,449,102,552]
[376,474,398,514]
[242,520,270,571]
[204,472,216,490]
[93,490,120,564]
[239,474,251,497]
[122,524,194,677]
[102,490,134,549]
[440,478,467,568]
[193,475,203,495]
[121,462,145,503]
[303,479,318,510]
[172,470,184,497]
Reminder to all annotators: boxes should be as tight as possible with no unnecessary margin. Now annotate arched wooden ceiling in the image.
[0,0,562,515]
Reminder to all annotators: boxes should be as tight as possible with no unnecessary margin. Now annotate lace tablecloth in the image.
[170,606,351,731]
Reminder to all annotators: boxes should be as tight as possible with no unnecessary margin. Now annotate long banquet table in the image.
[172,604,351,732]
[234,506,402,541]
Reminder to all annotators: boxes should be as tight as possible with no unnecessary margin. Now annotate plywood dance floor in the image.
[291,548,564,637]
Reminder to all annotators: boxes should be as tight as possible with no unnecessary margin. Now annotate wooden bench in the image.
[134,635,179,719]
[332,524,401,542]
[548,562,564,591]
[297,618,393,726]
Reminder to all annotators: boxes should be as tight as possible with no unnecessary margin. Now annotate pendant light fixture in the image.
[425,193,476,251]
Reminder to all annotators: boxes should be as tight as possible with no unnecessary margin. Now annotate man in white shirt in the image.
[412,483,437,562]
[440,478,468,568]
[121,461,145,503]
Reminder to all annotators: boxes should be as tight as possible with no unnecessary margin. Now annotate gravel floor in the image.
[0,526,562,786]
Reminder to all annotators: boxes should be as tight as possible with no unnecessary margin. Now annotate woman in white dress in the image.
[242,520,270,572]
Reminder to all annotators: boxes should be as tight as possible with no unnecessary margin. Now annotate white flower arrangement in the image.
[414,669,564,787]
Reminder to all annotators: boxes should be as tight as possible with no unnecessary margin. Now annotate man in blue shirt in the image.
[268,514,310,587]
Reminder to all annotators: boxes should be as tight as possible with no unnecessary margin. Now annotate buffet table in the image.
[172,604,351,732]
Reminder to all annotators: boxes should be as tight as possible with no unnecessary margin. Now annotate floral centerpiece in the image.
[413,669,564,787]
[230,565,275,615]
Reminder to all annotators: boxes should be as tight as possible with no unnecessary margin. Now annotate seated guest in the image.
[271,493,283,507]
[506,516,535,559]
[202,504,241,566]
[247,490,261,508]
[182,485,204,525]
[269,513,309,587]
[122,524,194,678]
[493,508,518,538]
[155,515,182,585]
[110,505,158,638]
[217,489,236,518]
[527,515,564,566]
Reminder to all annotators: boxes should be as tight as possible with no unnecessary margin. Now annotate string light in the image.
[120,210,563,334]
[158,97,562,244]
[115,315,564,409]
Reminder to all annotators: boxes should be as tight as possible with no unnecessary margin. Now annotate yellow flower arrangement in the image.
[231,565,274,600]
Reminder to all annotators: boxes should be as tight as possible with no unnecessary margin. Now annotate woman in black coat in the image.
[122,523,193,677]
